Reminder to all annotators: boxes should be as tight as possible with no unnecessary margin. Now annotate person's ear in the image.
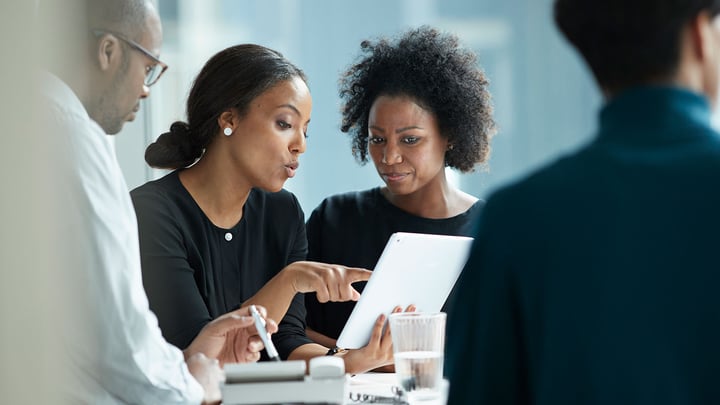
[683,11,720,107]
[689,11,716,63]
[95,34,123,72]
[217,110,237,134]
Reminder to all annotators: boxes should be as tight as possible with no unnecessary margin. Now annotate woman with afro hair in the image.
[304,26,496,360]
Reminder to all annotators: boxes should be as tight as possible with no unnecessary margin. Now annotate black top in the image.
[446,87,720,404]
[131,171,312,359]
[305,187,483,339]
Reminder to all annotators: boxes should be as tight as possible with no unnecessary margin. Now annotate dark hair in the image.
[145,44,307,169]
[554,0,720,92]
[339,26,495,173]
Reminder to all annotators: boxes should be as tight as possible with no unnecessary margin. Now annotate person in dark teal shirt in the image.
[446,1,720,404]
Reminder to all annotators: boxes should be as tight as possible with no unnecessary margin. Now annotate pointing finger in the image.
[346,267,373,282]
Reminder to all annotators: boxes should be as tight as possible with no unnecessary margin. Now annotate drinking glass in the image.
[389,312,446,403]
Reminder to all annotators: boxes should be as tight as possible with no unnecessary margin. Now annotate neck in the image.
[179,143,252,229]
[383,173,475,219]
[42,27,95,111]
[50,67,95,113]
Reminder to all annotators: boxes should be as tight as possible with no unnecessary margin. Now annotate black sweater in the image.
[131,171,312,359]
[305,187,483,340]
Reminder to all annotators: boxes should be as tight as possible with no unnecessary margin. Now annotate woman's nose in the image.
[381,143,402,164]
[290,129,306,154]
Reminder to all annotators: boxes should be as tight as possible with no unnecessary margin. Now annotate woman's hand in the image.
[342,304,416,374]
[285,261,373,302]
[242,262,371,332]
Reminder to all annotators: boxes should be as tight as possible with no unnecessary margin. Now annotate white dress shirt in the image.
[39,72,204,404]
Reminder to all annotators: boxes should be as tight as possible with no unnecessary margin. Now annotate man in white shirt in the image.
[37,0,276,403]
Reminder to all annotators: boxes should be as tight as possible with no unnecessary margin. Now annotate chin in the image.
[102,122,125,135]
[258,182,285,193]
[384,183,414,197]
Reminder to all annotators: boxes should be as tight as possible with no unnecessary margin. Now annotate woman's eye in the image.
[369,136,385,145]
[402,136,419,144]
[277,120,292,129]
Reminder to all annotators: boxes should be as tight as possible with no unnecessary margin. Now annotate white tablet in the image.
[336,232,474,349]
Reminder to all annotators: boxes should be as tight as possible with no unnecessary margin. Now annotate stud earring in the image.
[223,127,233,136]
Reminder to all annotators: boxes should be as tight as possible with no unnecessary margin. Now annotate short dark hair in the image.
[144,44,307,169]
[339,26,495,172]
[554,0,720,92]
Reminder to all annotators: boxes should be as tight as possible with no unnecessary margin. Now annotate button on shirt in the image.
[39,72,204,404]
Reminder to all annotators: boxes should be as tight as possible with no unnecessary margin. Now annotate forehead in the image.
[369,95,435,123]
[253,77,312,118]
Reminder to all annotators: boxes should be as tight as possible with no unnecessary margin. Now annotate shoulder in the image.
[479,150,589,232]
[42,92,130,211]
[464,198,485,221]
[504,143,592,194]
[39,72,96,135]
[130,172,186,221]
[39,73,109,165]
[131,173,178,204]
[311,188,378,218]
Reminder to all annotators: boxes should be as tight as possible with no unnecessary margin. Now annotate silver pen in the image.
[249,305,281,361]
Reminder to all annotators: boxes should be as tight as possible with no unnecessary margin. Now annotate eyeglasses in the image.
[92,29,168,87]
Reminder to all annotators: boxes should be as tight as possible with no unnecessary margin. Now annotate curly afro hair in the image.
[339,25,495,172]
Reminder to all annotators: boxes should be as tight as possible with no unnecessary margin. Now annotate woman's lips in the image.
[382,172,408,182]
[285,161,300,177]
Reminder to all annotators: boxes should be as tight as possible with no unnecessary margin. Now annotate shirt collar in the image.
[38,70,89,120]
[597,86,713,143]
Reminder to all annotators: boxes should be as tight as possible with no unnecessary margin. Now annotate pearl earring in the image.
[223,127,233,136]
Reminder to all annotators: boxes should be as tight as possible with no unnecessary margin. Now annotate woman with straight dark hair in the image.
[131,44,394,372]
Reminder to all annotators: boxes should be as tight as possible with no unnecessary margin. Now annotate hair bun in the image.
[169,121,191,137]
[144,121,202,169]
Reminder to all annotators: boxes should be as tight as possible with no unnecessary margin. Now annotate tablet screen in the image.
[336,232,474,349]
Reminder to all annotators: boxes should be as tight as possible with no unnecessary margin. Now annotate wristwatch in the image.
[325,346,347,356]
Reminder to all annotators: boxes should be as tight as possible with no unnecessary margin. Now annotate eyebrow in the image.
[276,104,311,124]
[369,125,424,134]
